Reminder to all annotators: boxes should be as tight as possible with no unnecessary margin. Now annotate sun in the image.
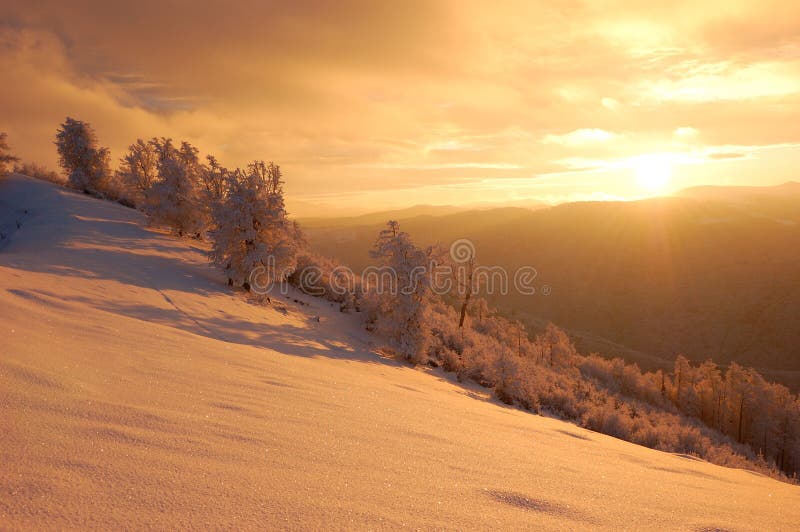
[632,154,673,193]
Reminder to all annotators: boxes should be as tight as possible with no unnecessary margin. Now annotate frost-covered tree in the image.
[468,297,491,323]
[11,161,62,184]
[0,132,20,175]
[540,322,576,367]
[196,154,232,228]
[54,117,111,194]
[287,251,357,309]
[368,221,435,363]
[725,362,755,444]
[201,155,230,205]
[209,161,302,290]
[696,360,723,427]
[116,138,159,207]
[673,354,692,409]
[145,139,204,236]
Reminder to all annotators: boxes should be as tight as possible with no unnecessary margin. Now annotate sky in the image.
[1,0,800,215]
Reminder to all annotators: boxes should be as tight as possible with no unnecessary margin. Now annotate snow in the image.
[1,173,798,530]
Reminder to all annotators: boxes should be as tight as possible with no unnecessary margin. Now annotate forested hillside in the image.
[303,186,800,390]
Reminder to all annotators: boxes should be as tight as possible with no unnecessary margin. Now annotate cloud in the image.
[640,61,800,103]
[542,129,619,146]
[601,97,621,110]
[707,152,746,160]
[674,127,699,138]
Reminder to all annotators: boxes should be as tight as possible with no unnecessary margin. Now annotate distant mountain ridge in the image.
[676,181,800,199]
[299,204,465,228]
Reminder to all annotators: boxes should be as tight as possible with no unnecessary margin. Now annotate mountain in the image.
[297,201,548,228]
[676,181,800,202]
[675,181,800,224]
[3,174,798,528]
[299,203,466,228]
[305,185,800,390]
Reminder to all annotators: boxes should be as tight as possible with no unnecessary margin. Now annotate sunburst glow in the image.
[632,154,673,193]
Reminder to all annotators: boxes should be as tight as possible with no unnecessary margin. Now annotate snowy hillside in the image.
[1,174,798,530]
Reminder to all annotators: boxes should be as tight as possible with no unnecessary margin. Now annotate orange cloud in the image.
[1,0,799,212]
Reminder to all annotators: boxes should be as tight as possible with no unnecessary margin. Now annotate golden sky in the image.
[2,0,799,214]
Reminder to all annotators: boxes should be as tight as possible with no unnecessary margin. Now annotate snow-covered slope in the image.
[1,174,798,530]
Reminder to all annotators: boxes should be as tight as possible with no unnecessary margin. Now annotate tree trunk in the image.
[457,261,474,328]
[458,289,472,328]
[737,395,745,443]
